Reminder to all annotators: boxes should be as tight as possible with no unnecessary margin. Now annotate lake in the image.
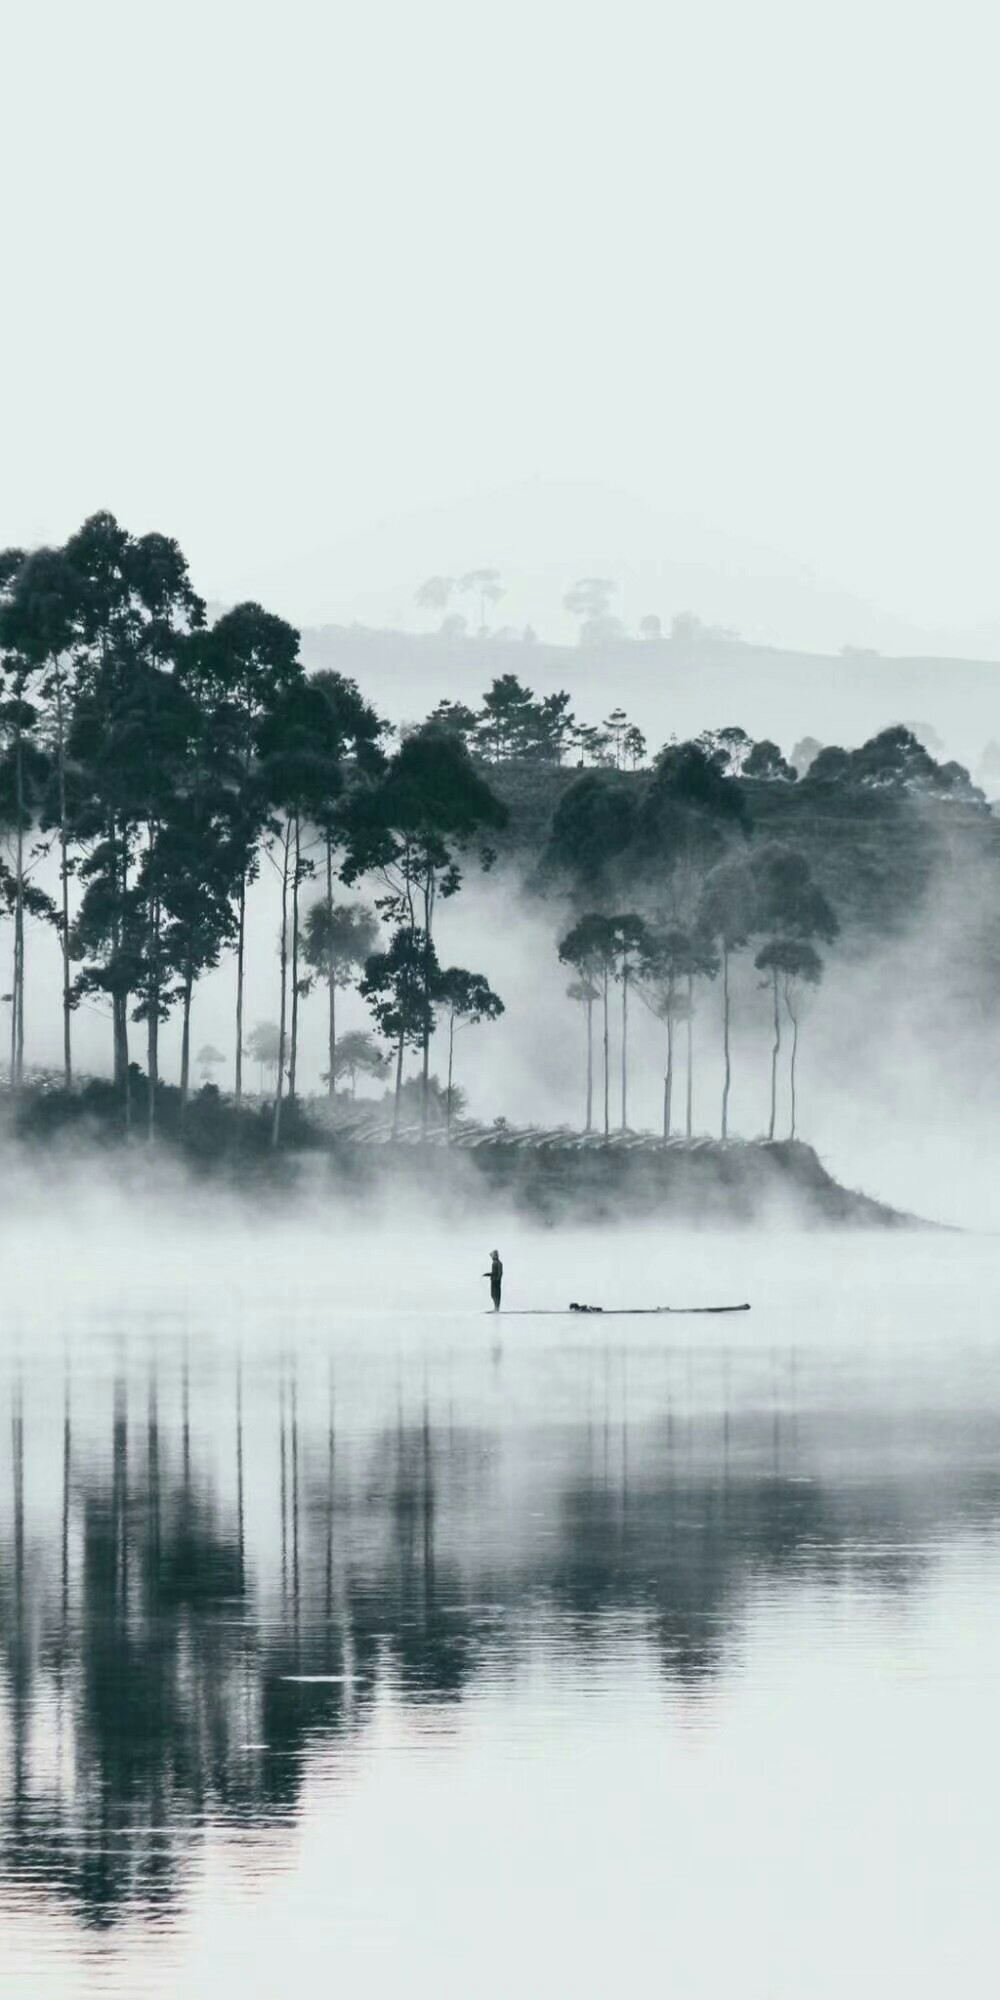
[1,1219,999,1998]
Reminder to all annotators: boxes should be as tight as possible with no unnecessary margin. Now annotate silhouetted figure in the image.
[483,1250,503,1311]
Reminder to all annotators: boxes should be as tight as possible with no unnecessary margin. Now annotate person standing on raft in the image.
[483,1250,503,1311]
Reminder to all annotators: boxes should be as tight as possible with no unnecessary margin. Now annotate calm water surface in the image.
[2,1225,999,1997]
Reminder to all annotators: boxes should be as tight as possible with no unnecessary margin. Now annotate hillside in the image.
[485,759,1000,959]
[299,621,1000,781]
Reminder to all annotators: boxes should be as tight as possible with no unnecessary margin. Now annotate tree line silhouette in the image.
[1,513,985,1149]
[430,677,646,769]
[0,517,510,1142]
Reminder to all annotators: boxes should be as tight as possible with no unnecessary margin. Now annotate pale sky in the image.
[3,0,998,647]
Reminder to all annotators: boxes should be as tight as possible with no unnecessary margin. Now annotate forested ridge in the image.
[491,759,999,944]
[1,511,993,1168]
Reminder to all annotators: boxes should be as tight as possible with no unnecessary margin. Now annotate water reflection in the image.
[3,1332,1000,1935]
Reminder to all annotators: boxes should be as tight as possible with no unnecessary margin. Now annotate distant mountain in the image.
[232,476,1000,660]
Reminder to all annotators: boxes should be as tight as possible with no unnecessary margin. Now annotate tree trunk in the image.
[8,908,17,1090]
[14,888,23,1088]
[271,822,291,1148]
[447,1010,455,1139]
[12,726,24,1092]
[602,969,610,1137]
[768,966,780,1142]
[289,814,301,1104]
[54,661,72,1088]
[685,971,694,1139]
[393,1027,405,1134]
[620,959,629,1133]
[721,945,731,1141]
[420,877,436,1136]
[235,875,246,1102]
[147,820,159,1144]
[108,814,123,1089]
[585,997,593,1133]
[421,967,431,1131]
[787,982,799,1140]
[112,994,127,1088]
[179,963,194,1107]
[326,835,336,1099]
[120,823,131,1136]
[663,1005,674,1141]
[113,989,131,1135]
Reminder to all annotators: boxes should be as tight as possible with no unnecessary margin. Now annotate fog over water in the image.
[2,1224,999,1998]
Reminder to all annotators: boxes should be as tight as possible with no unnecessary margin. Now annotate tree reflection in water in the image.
[2,1342,1000,1931]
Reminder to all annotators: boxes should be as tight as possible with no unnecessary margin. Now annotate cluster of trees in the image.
[548,717,985,1141]
[414,568,745,649]
[4,510,983,1152]
[339,724,507,1131]
[563,585,741,650]
[430,675,646,768]
[413,568,746,651]
[0,516,509,1141]
[243,1018,389,1098]
[696,721,984,801]
[553,743,839,1142]
[804,727,984,800]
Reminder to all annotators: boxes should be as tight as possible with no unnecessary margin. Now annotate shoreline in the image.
[1,1080,929,1228]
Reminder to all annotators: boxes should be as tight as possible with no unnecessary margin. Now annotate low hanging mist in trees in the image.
[343,726,507,1132]
[0,518,510,1146]
[553,737,856,1144]
[1,514,989,1155]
